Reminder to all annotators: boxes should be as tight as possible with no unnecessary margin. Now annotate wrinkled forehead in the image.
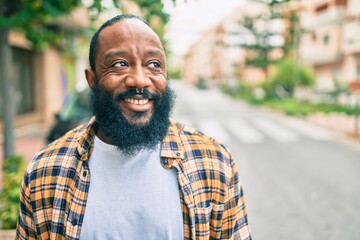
[97,19,164,53]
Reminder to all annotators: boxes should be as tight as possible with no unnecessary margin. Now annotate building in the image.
[182,24,226,86]
[0,7,90,136]
[299,0,360,91]
[182,2,285,87]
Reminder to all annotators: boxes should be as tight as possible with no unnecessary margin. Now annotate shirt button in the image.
[162,158,168,165]
[176,152,181,157]
[71,219,78,226]
[83,170,88,177]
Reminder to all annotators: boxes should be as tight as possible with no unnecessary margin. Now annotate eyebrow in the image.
[103,49,164,61]
[147,50,162,56]
[104,50,128,60]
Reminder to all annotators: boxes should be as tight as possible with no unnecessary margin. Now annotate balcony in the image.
[301,47,342,65]
[301,7,346,30]
[343,20,360,54]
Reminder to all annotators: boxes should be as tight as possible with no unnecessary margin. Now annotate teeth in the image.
[125,98,149,105]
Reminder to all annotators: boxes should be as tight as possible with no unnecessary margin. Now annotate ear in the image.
[85,68,96,89]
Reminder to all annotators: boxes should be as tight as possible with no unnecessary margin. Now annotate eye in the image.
[112,61,128,67]
[147,61,161,69]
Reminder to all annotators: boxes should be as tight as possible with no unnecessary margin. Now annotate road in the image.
[171,80,360,240]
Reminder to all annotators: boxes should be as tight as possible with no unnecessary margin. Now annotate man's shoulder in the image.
[169,120,237,190]
[170,120,233,164]
[28,121,92,173]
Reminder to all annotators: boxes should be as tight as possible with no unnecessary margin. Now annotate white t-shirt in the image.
[79,136,184,239]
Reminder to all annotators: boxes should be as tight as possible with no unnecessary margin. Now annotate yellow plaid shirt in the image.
[16,117,251,239]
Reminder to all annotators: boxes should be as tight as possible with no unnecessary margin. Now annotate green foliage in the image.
[134,0,169,24]
[0,155,27,229]
[0,0,174,49]
[132,0,170,44]
[241,0,296,76]
[283,10,299,57]
[168,66,182,80]
[241,15,278,73]
[253,0,290,7]
[226,84,357,116]
[264,58,314,97]
[196,77,208,90]
[262,98,357,116]
[234,81,254,99]
[0,0,84,49]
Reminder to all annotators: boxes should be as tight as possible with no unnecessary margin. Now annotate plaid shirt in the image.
[16,117,251,239]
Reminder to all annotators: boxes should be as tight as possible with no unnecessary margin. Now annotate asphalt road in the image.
[170,80,360,240]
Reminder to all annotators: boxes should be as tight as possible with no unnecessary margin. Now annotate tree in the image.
[0,0,175,160]
[262,58,315,98]
[239,0,290,79]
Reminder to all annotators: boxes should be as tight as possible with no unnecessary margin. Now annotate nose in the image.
[124,65,151,89]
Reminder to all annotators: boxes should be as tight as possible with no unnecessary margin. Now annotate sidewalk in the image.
[306,113,360,140]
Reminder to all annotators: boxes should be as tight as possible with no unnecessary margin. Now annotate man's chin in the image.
[91,84,175,155]
[124,112,152,127]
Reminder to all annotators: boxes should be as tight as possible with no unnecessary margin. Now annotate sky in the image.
[164,0,247,57]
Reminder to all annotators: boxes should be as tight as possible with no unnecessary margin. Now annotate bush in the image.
[168,66,182,80]
[263,98,358,116]
[0,155,27,229]
[196,77,208,90]
[264,58,315,98]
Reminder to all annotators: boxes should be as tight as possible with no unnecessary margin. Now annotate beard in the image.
[90,83,175,156]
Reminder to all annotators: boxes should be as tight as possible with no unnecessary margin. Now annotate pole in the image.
[355,93,360,136]
[0,27,16,159]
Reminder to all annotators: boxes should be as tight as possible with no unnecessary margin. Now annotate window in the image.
[13,47,36,115]
[315,3,328,13]
[0,47,36,118]
[311,33,317,42]
[335,0,347,6]
[356,57,360,79]
[323,35,330,45]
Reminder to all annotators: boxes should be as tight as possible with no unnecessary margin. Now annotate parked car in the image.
[46,89,92,144]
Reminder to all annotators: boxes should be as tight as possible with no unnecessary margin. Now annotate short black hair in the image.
[89,14,148,72]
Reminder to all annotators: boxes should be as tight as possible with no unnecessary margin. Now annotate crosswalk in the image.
[175,116,335,144]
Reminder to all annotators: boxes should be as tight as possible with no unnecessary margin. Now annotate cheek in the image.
[99,75,126,92]
[153,75,167,92]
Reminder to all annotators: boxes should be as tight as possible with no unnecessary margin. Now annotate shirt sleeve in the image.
[16,172,36,240]
[221,156,252,239]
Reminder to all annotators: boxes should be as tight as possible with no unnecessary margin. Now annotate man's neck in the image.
[96,128,112,145]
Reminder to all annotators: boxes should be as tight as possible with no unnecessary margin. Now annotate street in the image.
[171,80,360,240]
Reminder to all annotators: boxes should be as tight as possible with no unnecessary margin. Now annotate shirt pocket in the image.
[194,203,224,239]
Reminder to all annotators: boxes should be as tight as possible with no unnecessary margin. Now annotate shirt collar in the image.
[76,117,98,161]
[160,118,184,160]
[76,117,184,161]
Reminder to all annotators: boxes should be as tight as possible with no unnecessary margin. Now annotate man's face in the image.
[86,19,174,154]
[90,19,167,125]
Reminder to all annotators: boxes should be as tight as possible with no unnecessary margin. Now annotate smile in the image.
[124,98,150,105]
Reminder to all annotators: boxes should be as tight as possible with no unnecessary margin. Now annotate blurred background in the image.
[0,0,360,239]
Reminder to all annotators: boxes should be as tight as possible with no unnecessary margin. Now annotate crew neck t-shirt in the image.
[79,136,184,239]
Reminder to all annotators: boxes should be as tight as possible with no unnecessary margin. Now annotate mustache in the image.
[114,88,161,102]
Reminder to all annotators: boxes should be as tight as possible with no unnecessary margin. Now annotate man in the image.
[16,14,251,239]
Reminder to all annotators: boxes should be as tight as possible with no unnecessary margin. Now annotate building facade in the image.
[182,2,284,87]
[0,7,90,135]
[182,0,360,98]
[299,0,360,91]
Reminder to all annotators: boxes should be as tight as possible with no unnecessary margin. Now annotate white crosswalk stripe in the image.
[177,116,334,144]
[277,117,334,141]
[226,119,264,143]
[253,118,299,142]
[197,119,229,144]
